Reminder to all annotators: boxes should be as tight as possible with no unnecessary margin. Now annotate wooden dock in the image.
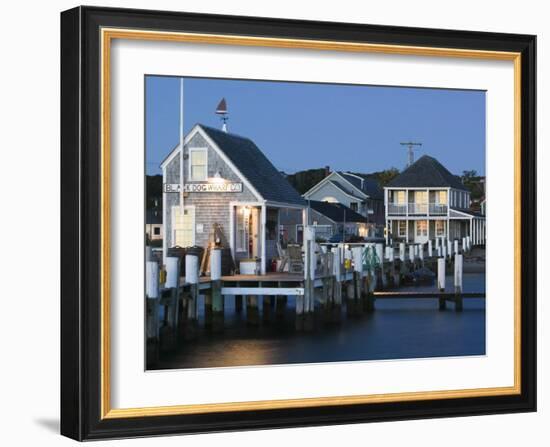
[146,237,485,355]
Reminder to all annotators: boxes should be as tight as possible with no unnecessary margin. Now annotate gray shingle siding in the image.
[164,131,257,250]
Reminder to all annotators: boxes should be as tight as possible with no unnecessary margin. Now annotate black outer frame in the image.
[60,6,536,441]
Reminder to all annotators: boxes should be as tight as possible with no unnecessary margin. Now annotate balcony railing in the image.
[387,203,448,216]
[387,204,407,215]
[429,203,448,215]
[408,203,428,215]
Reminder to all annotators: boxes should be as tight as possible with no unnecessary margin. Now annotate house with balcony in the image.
[384,155,486,245]
[302,171,384,233]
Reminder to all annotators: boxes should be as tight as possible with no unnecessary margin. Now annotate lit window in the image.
[436,190,447,204]
[416,220,428,236]
[189,148,207,181]
[394,191,406,204]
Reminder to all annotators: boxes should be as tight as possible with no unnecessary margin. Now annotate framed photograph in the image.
[61,6,536,441]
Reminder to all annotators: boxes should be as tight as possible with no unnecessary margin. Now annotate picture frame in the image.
[60,5,536,441]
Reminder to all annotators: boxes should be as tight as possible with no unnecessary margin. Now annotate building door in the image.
[414,220,428,244]
[172,206,195,247]
[249,207,261,259]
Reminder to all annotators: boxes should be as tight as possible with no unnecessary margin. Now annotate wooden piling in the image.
[210,248,224,332]
[146,261,160,363]
[454,253,463,312]
[235,294,243,313]
[161,257,180,350]
[185,254,199,340]
[275,295,287,319]
[302,232,316,331]
[332,247,343,323]
[437,257,446,311]
[346,246,363,317]
[247,295,260,326]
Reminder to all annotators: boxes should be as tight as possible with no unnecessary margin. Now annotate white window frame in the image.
[398,221,407,237]
[188,147,208,181]
[235,206,250,254]
[416,220,428,236]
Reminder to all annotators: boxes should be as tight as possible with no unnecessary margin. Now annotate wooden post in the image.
[247,295,260,326]
[332,247,342,323]
[447,240,452,260]
[454,239,459,256]
[163,256,180,349]
[437,257,446,310]
[408,244,415,270]
[210,248,224,332]
[454,253,463,311]
[419,243,424,266]
[275,295,287,319]
[302,227,316,331]
[235,294,243,313]
[364,246,375,312]
[185,254,199,340]
[146,261,160,364]
[348,246,363,317]
[376,243,386,289]
[428,239,433,258]
[399,242,405,262]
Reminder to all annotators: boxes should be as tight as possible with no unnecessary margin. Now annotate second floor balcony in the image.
[387,202,448,216]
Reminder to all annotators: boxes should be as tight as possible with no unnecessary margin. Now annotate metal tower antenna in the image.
[215,98,229,132]
[400,141,422,167]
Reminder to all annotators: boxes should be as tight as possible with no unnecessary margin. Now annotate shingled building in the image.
[161,124,306,274]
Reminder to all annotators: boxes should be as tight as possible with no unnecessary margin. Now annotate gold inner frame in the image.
[100,27,522,419]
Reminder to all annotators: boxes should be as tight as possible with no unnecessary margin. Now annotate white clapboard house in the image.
[161,124,306,274]
[302,171,385,228]
[384,155,486,245]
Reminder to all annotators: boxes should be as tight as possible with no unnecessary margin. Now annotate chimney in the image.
[324,165,330,177]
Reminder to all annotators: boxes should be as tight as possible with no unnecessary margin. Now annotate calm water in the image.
[151,273,485,370]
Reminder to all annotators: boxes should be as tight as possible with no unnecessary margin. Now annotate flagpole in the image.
[179,78,185,218]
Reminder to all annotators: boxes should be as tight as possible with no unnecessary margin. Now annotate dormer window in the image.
[189,147,207,181]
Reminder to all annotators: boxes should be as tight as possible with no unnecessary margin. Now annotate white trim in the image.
[303,171,368,200]
[160,124,263,202]
[221,287,304,296]
[260,205,267,275]
[188,147,208,181]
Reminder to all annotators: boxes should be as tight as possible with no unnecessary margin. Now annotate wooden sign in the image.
[163,182,243,193]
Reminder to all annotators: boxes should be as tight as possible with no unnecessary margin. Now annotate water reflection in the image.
[151,273,485,370]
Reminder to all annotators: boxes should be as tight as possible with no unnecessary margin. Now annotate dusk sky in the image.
[145,76,486,177]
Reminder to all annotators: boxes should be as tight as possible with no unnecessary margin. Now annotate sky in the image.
[145,76,486,177]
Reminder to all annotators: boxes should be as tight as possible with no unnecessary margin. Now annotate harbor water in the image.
[150,272,485,370]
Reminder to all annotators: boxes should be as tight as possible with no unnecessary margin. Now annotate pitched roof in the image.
[387,155,468,191]
[338,172,384,200]
[309,200,366,223]
[200,125,306,206]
